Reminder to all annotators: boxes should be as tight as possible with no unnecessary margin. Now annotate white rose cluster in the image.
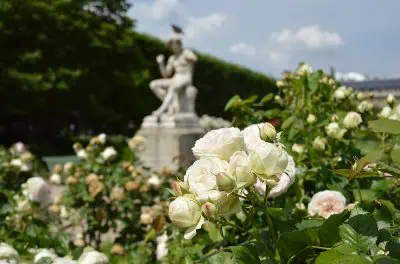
[169,124,295,239]
[0,243,19,264]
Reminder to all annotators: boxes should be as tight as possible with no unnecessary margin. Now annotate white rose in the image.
[192,127,245,161]
[76,149,88,159]
[50,173,62,185]
[228,151,256,189]
[343,111,362,129]
[389,105,400,121]
[0,243,19,263]
[26,177,53,207]
[379,106,392,118]
[128,135,147,152]
[168,196,204,239]
[241,123,263,151]
[325,122,347,139]
[249,141,289,182]
[387,94,395,104]
[357,100,373,113]
[101,147,117,161]
[291,144,305,154]
[308,190,347,219]
[98,133,107,144]
[333,86,347,99]
[10,158,31,172]
[156,233,168,260]
[148,175,162,188]
[14,142,26,154]
[78,250,108,264]
[312,137,327,151]
[34,249,58,263]
[356,92,365,100]
[276,80,285,87]
[307,114,316,124]
[184,158,228,202]
[296,64,313,75]
[254,155,296,198]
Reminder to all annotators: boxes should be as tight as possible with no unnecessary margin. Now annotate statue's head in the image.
[168,24,184,53]
[168,39,183,53]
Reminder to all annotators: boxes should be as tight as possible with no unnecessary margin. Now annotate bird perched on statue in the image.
[171,24,184,35]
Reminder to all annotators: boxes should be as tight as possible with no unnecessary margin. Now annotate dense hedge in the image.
[135,33,277,118]
[0,1,276,155]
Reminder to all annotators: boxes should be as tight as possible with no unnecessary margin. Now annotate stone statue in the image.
[150,25,198,116]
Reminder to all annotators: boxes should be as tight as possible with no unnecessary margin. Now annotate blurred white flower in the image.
[0,243,19,264]
[192,127,245,161]
[73,233,85,248]
[10,158,31,172]
[26,177,53,207]
[78,250,109,264]
[379,106,392,118]
[249,141,289,183]
[389,105,400,121]
[34,249,58,263]
[296,64,313,75]
[54,257,77,264]
[292,144,305,154]
[184,157,228,202]
[276,80,285,87]
[307,114,316,124]
[387,94,395,104]
[325,122,347,139]
[128,135,147,152]
[312,137,327,151]
[101,147,117,162]
[357,100,373,113]
[169,196,204,239]
[76,149,88,159]
[110,186,124,201]
[148,175,162,188]
[356,92,365,100]
[343,111,362,129]
[254,155,296,198]
[308,190,346,219]
[156,233,168,260]
[14,142,26,154]
[50,173,62,185]
[333,86,347,99]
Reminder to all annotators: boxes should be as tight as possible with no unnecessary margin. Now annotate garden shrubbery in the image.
[1,63,400,263]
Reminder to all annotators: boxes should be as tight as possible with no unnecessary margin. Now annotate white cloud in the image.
[230,42,256,57]
[335,72,366,82]
[270,25,344,50]
[129,0,180,22]
[185,13,226,39]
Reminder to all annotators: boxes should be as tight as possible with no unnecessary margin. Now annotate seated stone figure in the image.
[150,27,198,116]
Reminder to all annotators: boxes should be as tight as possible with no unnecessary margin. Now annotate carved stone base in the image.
[137,113,204,170]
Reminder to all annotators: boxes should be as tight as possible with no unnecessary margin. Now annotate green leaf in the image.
[231,245,261,264]
[205,252,233,264]
[369,119,400,135]
[353,189,378,202]
[260,93,274,104]
[386,237,400,259]
[339,224,377,253]
[277,229,320,260]
[319,210,350,246]
[296,219,323,230]
[316,250,372,264]
[356,149,385,172]
[225,95,241,111]
[308,71,323,93]
[390,146,400,166]
[281,116,296,130]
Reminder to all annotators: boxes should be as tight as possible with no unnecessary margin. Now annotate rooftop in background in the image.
[342,78,400,90]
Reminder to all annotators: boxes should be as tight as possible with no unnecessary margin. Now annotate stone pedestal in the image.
[137,113,204,170]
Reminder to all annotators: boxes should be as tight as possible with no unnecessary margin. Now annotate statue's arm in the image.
[184,49,198,63]
[159,56,174,78]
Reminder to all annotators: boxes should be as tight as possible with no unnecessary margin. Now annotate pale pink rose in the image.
[308,190,346,219]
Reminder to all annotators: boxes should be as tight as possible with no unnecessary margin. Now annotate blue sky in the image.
[128,0,400,79]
